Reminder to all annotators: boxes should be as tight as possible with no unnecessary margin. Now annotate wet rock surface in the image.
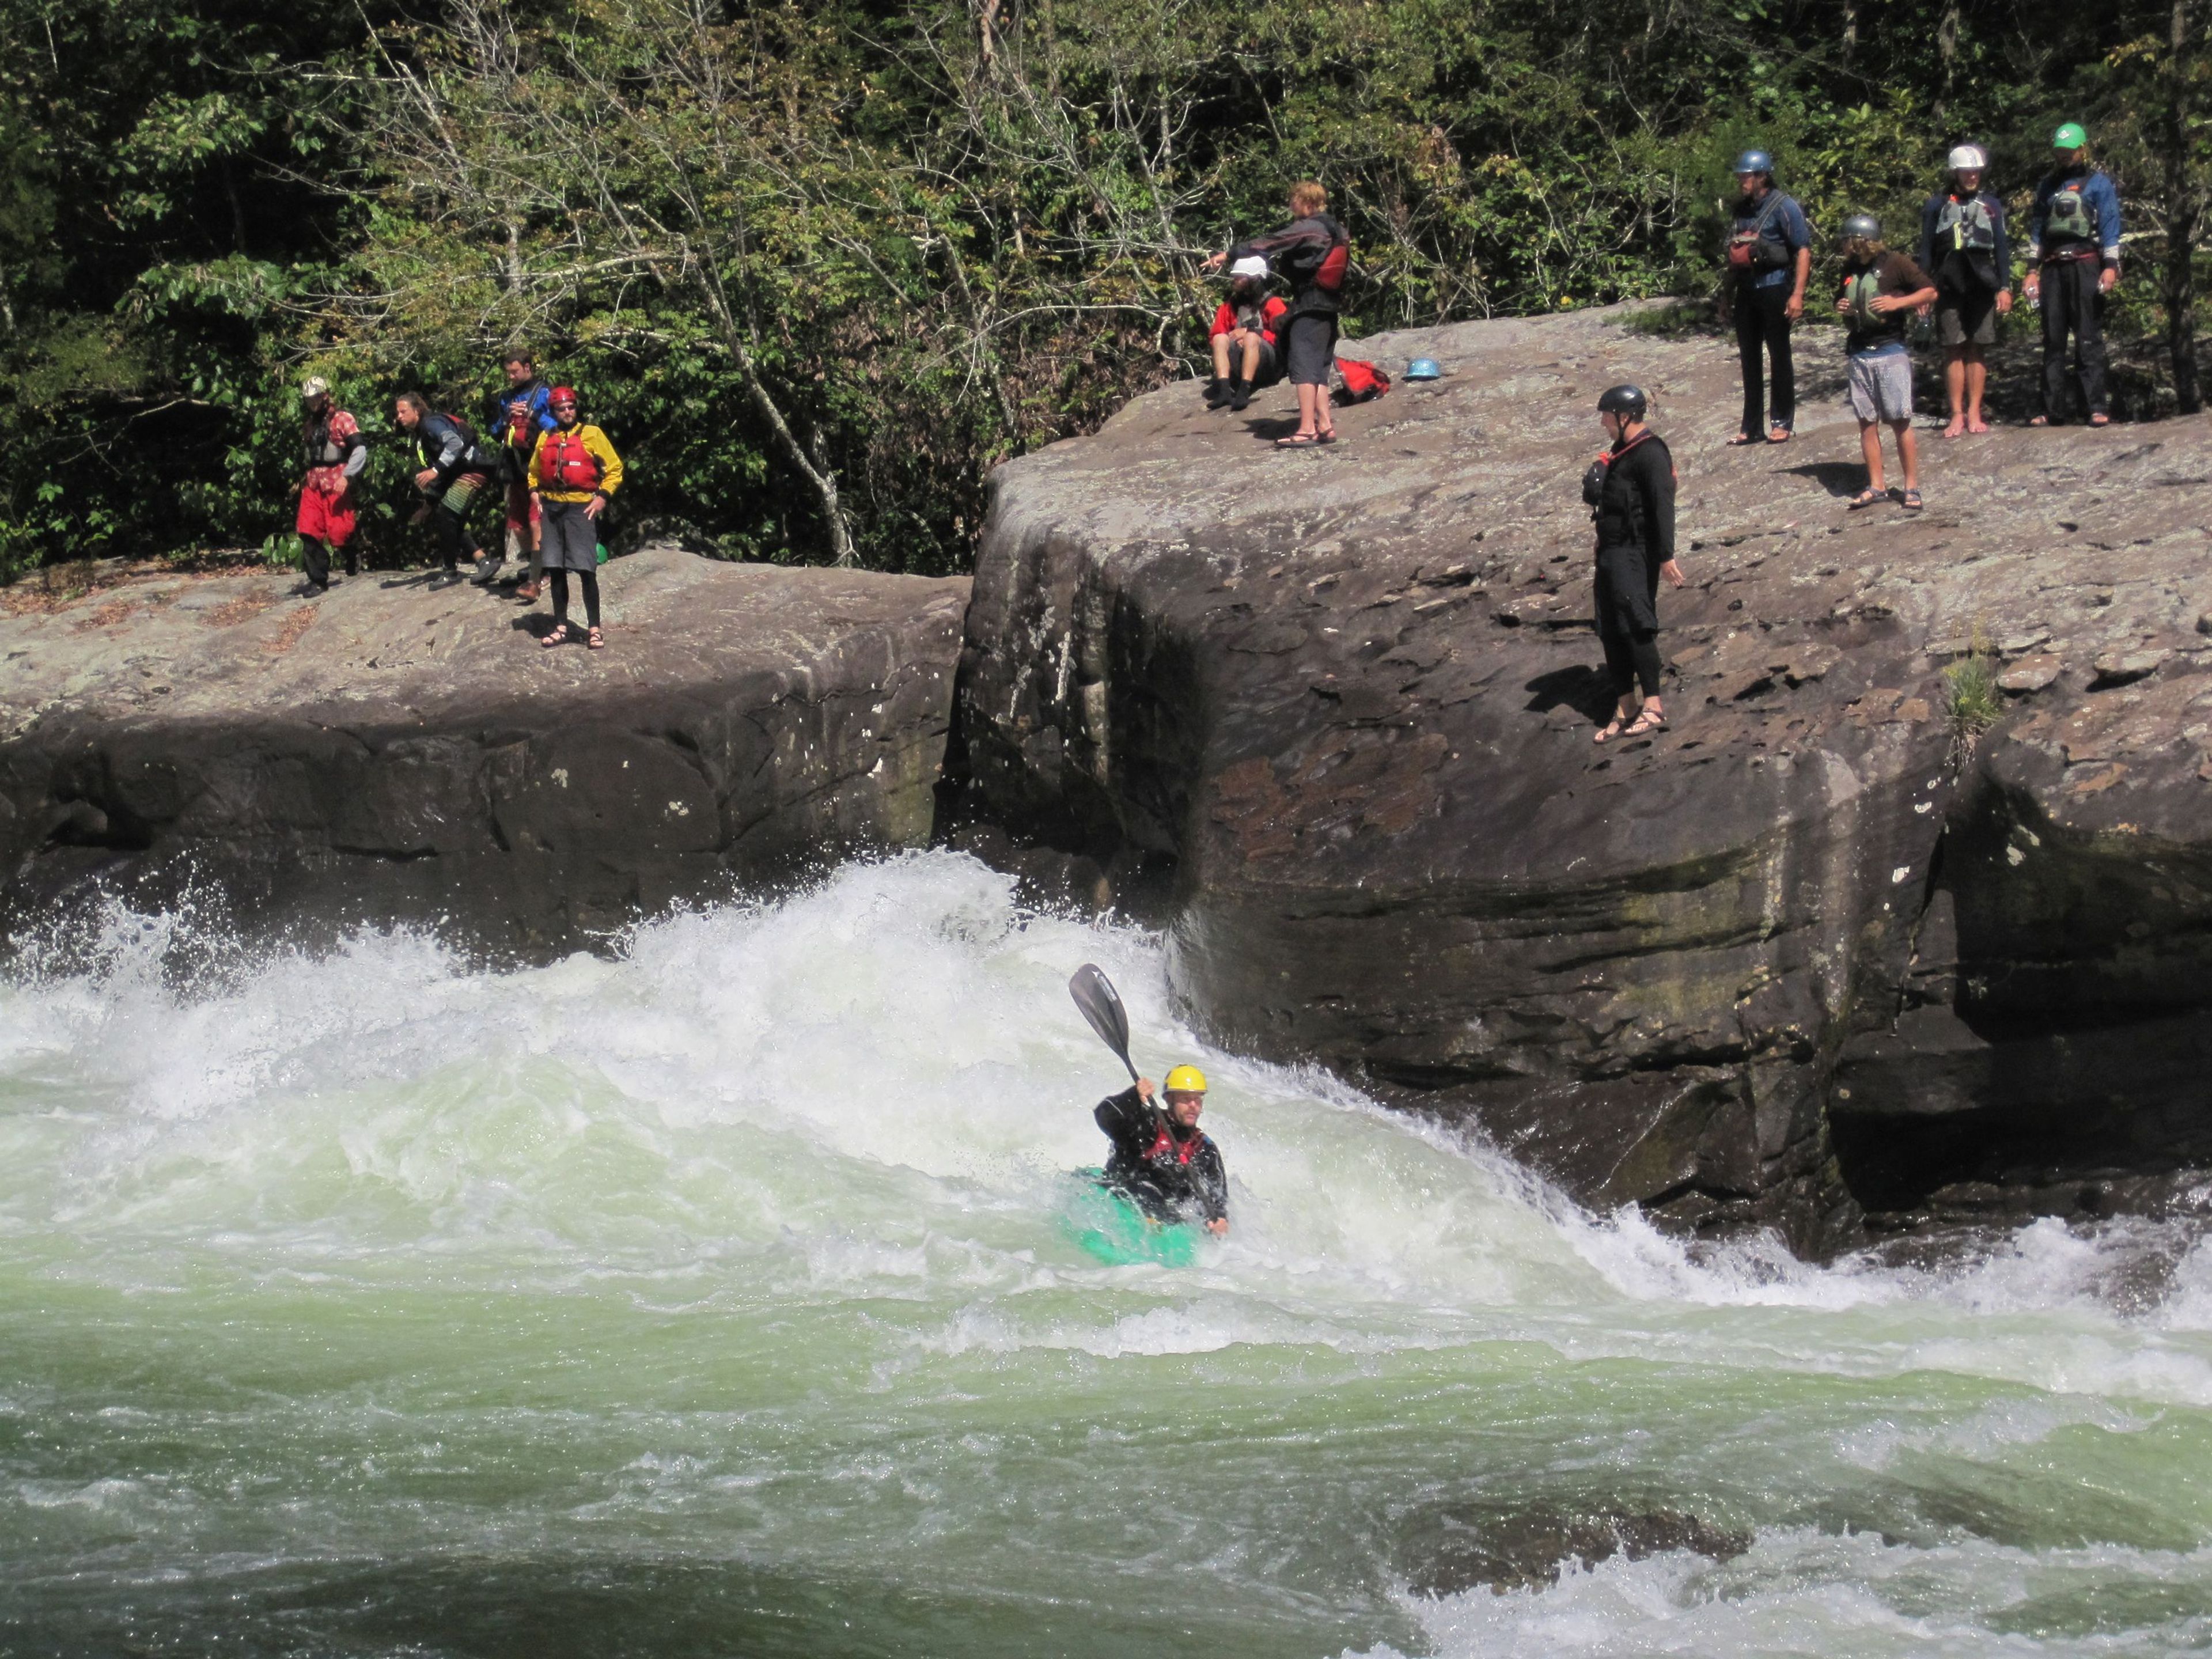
[1397,1503,1752,1596]
[1,548,969,955]
[959,304,2212,1248]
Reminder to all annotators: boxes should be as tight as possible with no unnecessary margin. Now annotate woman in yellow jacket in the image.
[528,385,624,650]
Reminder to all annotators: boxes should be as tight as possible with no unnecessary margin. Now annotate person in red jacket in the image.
[1205,256,1289,412]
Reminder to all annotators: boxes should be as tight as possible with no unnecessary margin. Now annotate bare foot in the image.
[1967,418,1991,434]
[1942,418,1966,440]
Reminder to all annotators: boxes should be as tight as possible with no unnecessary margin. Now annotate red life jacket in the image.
[539,428,603,492]
[1142,1122,1206,1167]
[1335,357,1391,402]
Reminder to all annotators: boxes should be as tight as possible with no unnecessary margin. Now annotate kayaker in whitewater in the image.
[1095,1066,1229,1234]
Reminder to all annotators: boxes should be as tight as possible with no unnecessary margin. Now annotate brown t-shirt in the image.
[1840,249,1933,354]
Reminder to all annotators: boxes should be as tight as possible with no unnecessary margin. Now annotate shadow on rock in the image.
[1522,664,1616,724]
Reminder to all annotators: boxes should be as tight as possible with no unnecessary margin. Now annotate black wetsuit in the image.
[1590,429,1677,700]
[1094,1086,1228,1226]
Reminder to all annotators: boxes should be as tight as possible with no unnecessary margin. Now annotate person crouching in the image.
[1205,256,1288,412]
[1835,214,1938,510]
[1585,385,1685,744]
[528,386,624,651]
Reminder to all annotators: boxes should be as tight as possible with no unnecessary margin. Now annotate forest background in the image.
[2,0,2206,580]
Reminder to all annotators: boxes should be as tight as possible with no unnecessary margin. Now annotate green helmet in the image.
[2053,122,2088,151]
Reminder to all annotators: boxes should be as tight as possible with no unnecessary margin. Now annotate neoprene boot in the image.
[1228,375,1253,412]
[1203,376,1229,408]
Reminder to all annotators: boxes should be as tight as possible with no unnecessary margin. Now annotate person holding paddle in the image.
[1095,1069,1229,1235]
[1069,964,1230,1236]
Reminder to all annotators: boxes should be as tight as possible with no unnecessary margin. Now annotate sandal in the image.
[1847,487,1887,509]
[1593,716,1627,745]
[587,626,605,650]
[1275,431,1321,448]
[540,623,571,649]
[2089,413,2111,427]
[1726,432,1763,446]
[1314,430,1338,444]
[1767,426,1793,445]
[1900,489,1923,510]
[1623,707,1669,738]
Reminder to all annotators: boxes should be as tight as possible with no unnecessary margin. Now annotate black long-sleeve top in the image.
[1592,430,1676,562]
[1228,213,1349,319]
[1094,1086,1228,1224]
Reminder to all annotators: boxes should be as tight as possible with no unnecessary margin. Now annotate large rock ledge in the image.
[1,548,969,954]
[959,305,2212,1249]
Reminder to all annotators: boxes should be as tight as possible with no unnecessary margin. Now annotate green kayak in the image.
[1060,1170,1201,1267]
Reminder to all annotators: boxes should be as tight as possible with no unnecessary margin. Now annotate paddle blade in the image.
[1068,963,1138,1080]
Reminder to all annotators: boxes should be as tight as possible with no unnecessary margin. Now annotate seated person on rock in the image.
[1205,257,1289,412]
[1095,1066,1229,1234]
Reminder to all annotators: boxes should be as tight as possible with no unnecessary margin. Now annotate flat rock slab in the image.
[961,304,2212,1248]
[1,548,969,953]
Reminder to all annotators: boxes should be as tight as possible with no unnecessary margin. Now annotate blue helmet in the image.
[1733,149,1774,179]
[1406,358,1443,381]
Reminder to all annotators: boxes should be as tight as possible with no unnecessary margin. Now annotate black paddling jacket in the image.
[1228,213,1350,319]
[1592,431,1676,562]
[1094,1086,1228,1224]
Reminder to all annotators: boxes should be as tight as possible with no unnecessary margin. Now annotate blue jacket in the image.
[487,380,557,456]
[2029,168,2123,266]
[1729,190,1812,291]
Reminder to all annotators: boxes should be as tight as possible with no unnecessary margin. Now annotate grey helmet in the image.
[1840,213,1882,243]
[1733,149,1774,179]
[1597,384,1648,422]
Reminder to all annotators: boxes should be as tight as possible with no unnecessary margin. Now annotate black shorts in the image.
[1283,313,1339,387]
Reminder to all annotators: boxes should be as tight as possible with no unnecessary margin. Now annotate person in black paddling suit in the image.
[1584,384,1684,744]
[1200,180,1350,449]
[1717,149,1813,446]
[1095,1064,1229,1234]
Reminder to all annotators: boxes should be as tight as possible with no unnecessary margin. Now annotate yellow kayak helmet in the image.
[1163,1065,1208,1095]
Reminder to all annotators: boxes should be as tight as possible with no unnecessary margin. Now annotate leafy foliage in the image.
[4,0,2209,581]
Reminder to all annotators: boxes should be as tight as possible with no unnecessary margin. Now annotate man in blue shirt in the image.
[2025,122,2123,427]
[1717,149,1813,445]
[487,351,559,593]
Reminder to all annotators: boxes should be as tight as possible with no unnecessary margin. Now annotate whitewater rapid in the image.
[2,850,2209,1656]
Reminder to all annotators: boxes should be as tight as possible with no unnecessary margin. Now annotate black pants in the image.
[427,502,479,572]
[299,532,331,589]
[1596,543,1663,700]
[1733,282,1796,437]
[550,568,600,630]
[2040,255,2109,421]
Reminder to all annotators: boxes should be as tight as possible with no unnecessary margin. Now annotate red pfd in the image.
[1143,1123,1205,1166]
[539,429,602,491]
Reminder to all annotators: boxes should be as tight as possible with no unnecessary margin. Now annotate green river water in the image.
[3,851,2209,1656]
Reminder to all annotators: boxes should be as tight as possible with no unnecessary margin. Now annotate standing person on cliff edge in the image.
[294,377,367,597]
[1836,214,1939,510]
[1200,180,1350,449]
[529,385,623,651]
[486,350,556,594]
[1918,145,2013,438]
[1584,385,1685,743]
[2025,122,2123,427]
[1717,150,1813,446]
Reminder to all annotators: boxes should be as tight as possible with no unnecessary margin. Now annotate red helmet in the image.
[548,385,579,407]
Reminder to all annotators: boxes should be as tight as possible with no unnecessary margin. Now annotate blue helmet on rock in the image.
[1406,358,1443,381]
[1733,149,1774,179]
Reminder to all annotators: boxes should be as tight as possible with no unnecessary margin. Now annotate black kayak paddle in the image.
[1068,963,1140,1084]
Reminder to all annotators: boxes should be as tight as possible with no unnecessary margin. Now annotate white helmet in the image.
[301,375,331,400]
[1948,144,1988,172]
[1229,255,1270,281]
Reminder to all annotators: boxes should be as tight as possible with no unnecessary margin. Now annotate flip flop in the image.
[1275,432,1321,448]
[1727,433,1764,446]
[1767,427,1794,445]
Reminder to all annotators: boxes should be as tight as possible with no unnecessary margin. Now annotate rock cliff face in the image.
[960,306,2212,1248]
[1,548,968,955]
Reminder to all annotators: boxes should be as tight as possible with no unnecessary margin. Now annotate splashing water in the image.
[2,851,2209,1656]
